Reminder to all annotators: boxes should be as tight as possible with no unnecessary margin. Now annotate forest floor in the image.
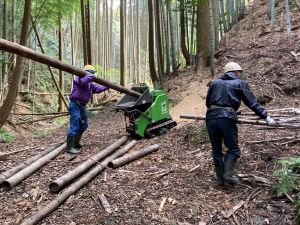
[1,0,300,224]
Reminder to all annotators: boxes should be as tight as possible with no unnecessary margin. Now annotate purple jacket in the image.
[69,73,108,104]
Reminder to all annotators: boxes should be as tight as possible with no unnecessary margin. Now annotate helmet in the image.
[84,65,96,72]
[224,62,243,73]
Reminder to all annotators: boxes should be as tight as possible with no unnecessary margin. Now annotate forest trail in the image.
[169,78,209,124]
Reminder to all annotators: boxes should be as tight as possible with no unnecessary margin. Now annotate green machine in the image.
[115,85,177,138]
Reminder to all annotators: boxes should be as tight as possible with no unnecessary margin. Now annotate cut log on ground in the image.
[108,144,160,169]
[1,143,66,191]
[49,136,132,193]
[20,139,137,225]
[0,142,64,185]
[0,38,141,98]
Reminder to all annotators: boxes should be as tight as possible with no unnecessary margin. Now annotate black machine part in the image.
[114,86,153,111]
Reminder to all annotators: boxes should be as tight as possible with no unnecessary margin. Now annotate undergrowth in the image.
[0,127,15,142]
[273,156,300,218]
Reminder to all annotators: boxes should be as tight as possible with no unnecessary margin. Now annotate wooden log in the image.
[98,194,112,214]
[108,144,160,169]
[0,38,142,98]
[20,139,137,225]
[1,143,67,191]
[49,137,133,193]
[0,142,64,185]
[15,114,69,125]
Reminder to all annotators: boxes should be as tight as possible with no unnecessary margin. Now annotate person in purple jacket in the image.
[67,65,108,154]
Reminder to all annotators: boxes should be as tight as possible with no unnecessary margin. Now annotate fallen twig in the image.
[98,194,112,214]
[222,200,245,219]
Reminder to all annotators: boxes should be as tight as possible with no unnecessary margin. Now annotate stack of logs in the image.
[0,136,159,225]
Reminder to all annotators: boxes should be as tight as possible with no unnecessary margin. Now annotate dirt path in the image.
[169,79,209,124]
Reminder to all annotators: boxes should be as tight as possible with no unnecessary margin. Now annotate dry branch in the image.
[222,201,245,219]
[0,143,63,185]
[98,194,112,214]
[2,143,66,191]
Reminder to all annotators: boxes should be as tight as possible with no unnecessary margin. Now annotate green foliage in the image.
[32,0,81,28]
[0,127,15,142]
[273,156,300,210]
[183,124,209,148]
[33,117,67,137]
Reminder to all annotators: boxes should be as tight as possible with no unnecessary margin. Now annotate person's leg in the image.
[75,105,88,148]
[67,102,81,154]
[221,118,240,185]
[206,119,224,185]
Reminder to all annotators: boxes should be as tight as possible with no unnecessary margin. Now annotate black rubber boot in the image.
[223,156,239,186]
[214,163,224,186]
[67,136,80,154]
[74,133,83,149]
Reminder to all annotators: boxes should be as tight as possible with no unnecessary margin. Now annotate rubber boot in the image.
[67,136,80,154]
[223,156,239,186]
[214,163,224,186]
[74,133,83,149]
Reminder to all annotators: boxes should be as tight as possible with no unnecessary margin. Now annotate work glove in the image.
[265,116,276,125]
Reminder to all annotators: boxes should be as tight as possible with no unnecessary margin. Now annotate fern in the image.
[274,156,300,210]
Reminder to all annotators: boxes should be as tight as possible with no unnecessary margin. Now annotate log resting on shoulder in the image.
[0,38,141,98]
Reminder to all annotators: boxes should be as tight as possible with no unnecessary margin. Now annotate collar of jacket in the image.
[220,71,239,80]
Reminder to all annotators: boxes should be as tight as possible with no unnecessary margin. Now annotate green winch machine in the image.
[115,85,177,138]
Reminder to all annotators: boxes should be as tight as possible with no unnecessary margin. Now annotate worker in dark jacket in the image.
[206,62,276,186]
[67,65,108,154]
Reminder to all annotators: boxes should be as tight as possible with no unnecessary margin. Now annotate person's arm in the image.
[91,83,109,94]
[76,73,94,86]
[240,81,268,119]
[206,84,213,107]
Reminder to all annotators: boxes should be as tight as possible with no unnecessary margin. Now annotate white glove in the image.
[265,116,276,125]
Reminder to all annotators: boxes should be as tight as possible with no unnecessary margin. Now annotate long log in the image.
[0,38,142,98]
[20,140,137,225]
[49,136,131,193]
[108,144,160,169]
[0,142,64,185]
[179,114,300,129]
[2,143,66,191]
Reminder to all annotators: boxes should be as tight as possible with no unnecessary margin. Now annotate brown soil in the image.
[1,0,300,224]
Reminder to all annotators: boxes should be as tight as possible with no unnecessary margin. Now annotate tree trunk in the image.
[120,0,126,86]
[81,0,88,65]
[195,0,210,72]
[1,0,8,100]
[85,0,92,64]
[208,0,216,77]
[0,0,32,128]
[190,0,196,58]
[167,2,177,71]
[154,0,164,77]
[148,0,159,86]
[161,0,170,75]
[58,18,65,112]
[136,0,140,83]
[179,0,190,66]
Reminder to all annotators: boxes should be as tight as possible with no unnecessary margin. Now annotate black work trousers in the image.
[206,118,240,166]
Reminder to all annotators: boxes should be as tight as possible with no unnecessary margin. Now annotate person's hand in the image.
[265,116,276,125]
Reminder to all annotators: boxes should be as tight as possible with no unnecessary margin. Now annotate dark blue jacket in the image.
[206,72,268,120]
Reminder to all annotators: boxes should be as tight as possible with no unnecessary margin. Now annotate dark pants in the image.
[67,101,88,137]
[206,118,240,166]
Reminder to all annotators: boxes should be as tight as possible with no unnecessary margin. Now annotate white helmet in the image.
[224,62,243,73]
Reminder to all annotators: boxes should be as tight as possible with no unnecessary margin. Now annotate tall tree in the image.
[120,0,126,86]
[179,0,190,66]
[167,2,177,71]
[0,0,32,127]
[148,0,159,86]
[58,17,65,112]
[195,0,210,72]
